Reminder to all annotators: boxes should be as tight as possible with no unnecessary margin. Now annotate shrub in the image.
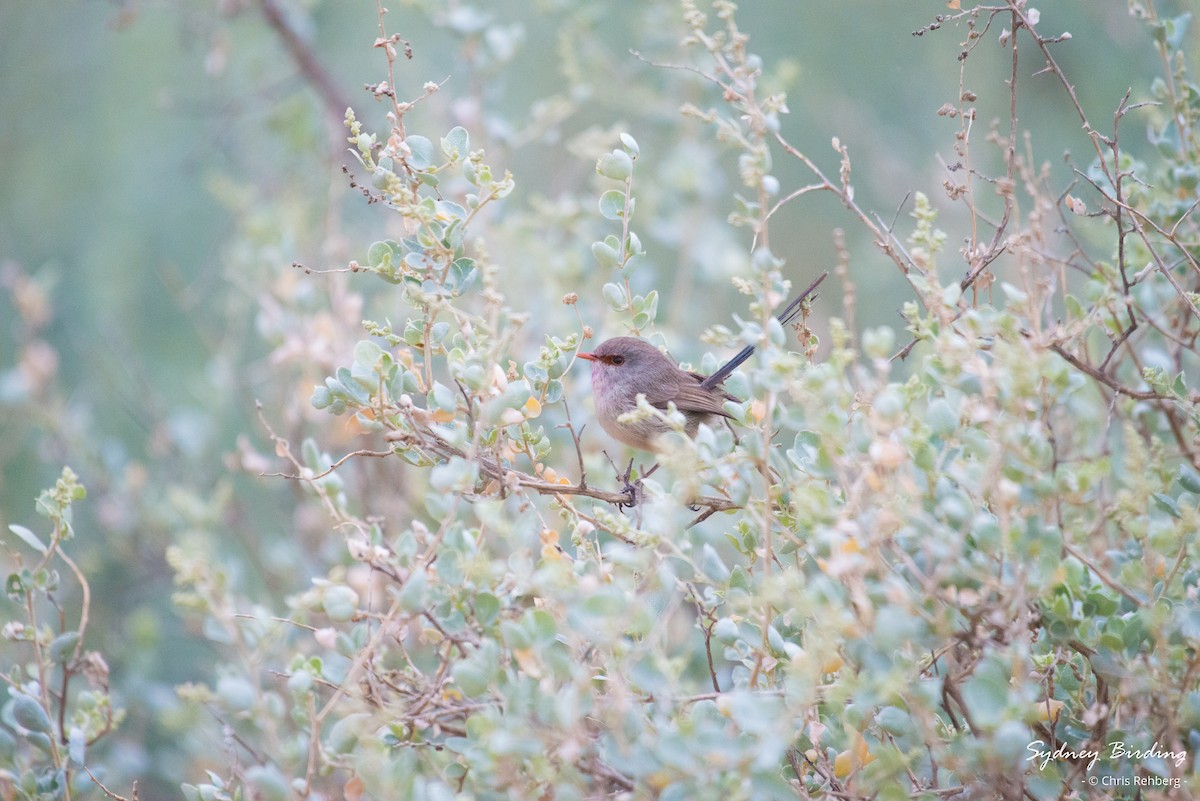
[5,2,1198,800]
[183,3,1200,799]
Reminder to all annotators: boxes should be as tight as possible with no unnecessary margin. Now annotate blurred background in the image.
[0,1,1184,793]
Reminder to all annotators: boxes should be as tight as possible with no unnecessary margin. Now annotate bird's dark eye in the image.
[609,354,625,366]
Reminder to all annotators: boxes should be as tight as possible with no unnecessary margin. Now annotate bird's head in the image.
[577,337,668,380]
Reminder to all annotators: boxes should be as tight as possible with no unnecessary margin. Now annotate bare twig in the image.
[83,769,137,801]
[1050,343,1198,402]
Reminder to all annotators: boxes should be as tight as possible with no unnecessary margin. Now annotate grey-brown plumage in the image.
[578,272,828,451]
[578,337,736,450]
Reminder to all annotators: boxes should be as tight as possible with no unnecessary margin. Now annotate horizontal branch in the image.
[1050,343,1199,403]
[418,426,742,513]
[261,425,742,515]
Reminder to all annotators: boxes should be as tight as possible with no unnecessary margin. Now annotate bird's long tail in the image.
[700,271,829,389]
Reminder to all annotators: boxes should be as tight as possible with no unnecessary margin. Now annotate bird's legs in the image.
[619,458,640,510]
[604,452,660,510]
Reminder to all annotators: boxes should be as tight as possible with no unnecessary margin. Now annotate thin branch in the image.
[1060,540,1145,608]
[262,448,394,481]
[83,769,137,801]
[1049,343,1199,402]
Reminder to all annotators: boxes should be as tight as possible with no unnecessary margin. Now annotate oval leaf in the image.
[7,524,47,555]
[12,694,53,735]
[441,126,470,159]
[598,190,627,221]
[591,241,620,269]
[405,135,435,170]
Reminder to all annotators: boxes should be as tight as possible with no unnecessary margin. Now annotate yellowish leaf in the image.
[1035,698,1065,722]
[513,648,542,678]
[834,732,875,778]
[822,654,844,674]
[837,537,862,556]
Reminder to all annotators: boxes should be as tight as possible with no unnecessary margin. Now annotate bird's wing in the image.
[646,373,737,418]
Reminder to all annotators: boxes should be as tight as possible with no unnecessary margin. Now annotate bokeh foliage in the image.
[2,1,1199,800]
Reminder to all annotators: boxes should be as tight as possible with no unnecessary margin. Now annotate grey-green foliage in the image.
[164,2,1200,800]
[1,469,124,801]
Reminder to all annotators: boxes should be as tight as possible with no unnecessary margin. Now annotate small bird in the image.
[578,272,827,452]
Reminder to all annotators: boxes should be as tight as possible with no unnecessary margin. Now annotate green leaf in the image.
[926,398,958,437]
[244,766,289,801]
[766,624,787,655]
[1165,12,1192,49]
[216,675,256,712]
[6,524,47,554]
[367,240,402,271]
[287,670,313,693]
[876,705,911,736]
[451,660,489,696]
[353,340,384,368]
[67,725,86,766]
[430,382,457,413]
[1000,282,1028,304]
[597,150,633,181]
[598,189,627,221]
[619,132,640,157]
[626,231,643,257]
[441,126,470,159]
[602,282,627,311]
[436,199,467,221]
[700,544,730,581]
[50,631,80,663]
[322,585,359,622]
[591,240,620,269]
[1088,648,1133,683]
[1179,464,1200,494]
[447,257,478,293]
[327,712,371,754]
[405,135,435,169]
[12,694,53,734]
[729,565,752,592]
[528,609,558,643]
[1153,492,1181,519]
[712,617,740,643]
[1064,294,1085,321]
[335,367,370,405]
[397,569,428,612]
[475,593,501,626]
[960,667,1008,728]
[311,385,332,410]
[643,290,658,321]
[500,619,532,650]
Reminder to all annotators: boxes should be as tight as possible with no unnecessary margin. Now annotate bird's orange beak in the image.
[577,352,597,361]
